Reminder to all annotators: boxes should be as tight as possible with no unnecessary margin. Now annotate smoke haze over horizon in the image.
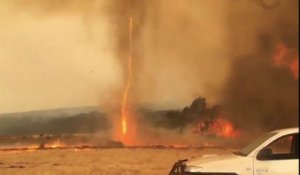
[0,0,232,113]
[0,0,298,137]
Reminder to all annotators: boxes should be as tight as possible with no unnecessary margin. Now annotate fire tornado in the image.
[121,17,133,137]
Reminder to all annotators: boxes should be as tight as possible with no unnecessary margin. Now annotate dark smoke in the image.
[222,0,299,133]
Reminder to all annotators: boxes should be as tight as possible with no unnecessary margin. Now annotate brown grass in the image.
[0,148,231,175]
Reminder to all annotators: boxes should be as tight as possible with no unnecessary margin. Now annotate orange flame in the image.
[117,17,137,145]
[46,140,65,149]
[211,117,239,138]
[194,112,239,138]
[121,49,132,135]
[121,116,128,135]
[273,43,299,79]
[27,144,39,149]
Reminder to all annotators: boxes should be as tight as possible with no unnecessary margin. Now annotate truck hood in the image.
[185,153,251,173]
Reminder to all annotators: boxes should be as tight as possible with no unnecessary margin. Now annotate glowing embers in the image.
[273,43,299,80]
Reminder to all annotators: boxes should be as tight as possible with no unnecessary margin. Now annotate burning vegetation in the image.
[273,43,299,80]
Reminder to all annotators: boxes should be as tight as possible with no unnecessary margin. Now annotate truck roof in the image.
[270,127,299,134]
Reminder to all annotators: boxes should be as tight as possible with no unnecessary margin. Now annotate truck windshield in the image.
[237,132,277,156]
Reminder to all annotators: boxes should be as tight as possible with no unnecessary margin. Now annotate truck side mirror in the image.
[257,148,273,160]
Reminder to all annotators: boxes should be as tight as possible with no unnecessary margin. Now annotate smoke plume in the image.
[105,0,232,109]
[106,0,299,143]
[221,0,299,133]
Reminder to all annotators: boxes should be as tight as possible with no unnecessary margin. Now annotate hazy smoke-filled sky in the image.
[0,0,230,113]
[0,1,122,113]
[0,0,298,118]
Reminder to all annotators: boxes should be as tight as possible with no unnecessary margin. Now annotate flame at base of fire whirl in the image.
[113,109,139,146]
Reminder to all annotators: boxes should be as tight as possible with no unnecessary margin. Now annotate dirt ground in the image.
[0,148,231,175]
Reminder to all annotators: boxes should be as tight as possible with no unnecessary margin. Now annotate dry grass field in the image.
[0,148,231,175]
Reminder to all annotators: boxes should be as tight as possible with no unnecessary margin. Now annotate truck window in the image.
[266,135,293,154]
[239,132,277,156]
[258,134,298,160]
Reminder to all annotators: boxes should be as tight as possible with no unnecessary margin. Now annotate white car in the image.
[170,127,299,175]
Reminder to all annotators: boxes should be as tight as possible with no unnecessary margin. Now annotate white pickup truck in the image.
[170,127,299,175]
